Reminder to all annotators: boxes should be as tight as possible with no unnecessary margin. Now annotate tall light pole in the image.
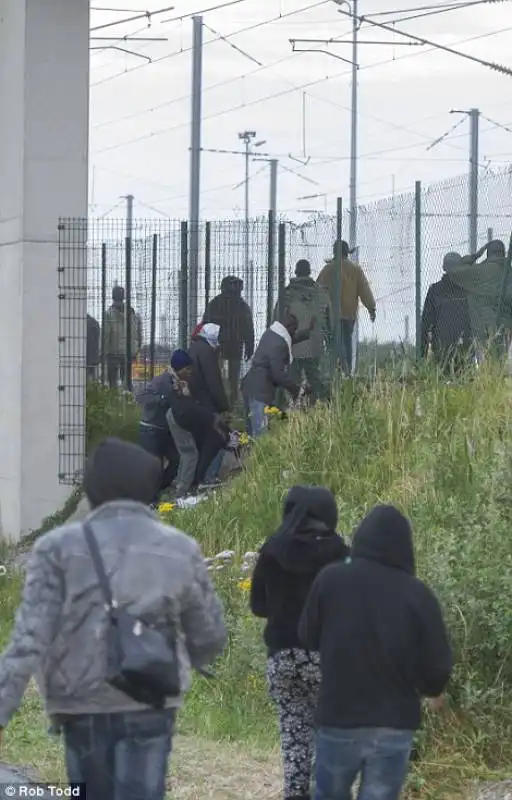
[188,16,204,329]
[238,131,266,306]
[349,0,358,252]
[253,157,278,220]
[451,108,480,253]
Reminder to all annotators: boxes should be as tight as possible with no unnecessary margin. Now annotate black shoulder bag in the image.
[83,521,181,708]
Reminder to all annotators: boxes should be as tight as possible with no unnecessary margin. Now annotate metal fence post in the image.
[277,222,286,319]
[101,242,107,384]
[267,209,275,327]
[149,233,158,381]
[415,180,422,360]
[125,234,133,391]
[334,197,343,368]
[180,221,189,349]
[204,221,211,308]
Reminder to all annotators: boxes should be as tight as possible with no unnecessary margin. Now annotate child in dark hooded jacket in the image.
[250,486,349,800]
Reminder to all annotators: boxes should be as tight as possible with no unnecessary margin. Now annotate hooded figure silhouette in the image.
[299,504,452,800]
[251,486,349,800]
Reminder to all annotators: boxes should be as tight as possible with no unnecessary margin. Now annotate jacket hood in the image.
[289,276,316,288]
[84,437,162,509]
[221,276,243,297]
[351,504,415,574]
[263,486,347,573]
[198,322,221,348]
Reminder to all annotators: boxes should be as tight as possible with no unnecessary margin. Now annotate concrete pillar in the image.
[0,0,89,540]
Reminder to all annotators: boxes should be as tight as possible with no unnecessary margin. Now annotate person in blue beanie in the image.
[138,351,229,499]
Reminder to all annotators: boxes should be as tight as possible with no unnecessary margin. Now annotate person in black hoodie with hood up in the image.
[420,251,473,373]
[203,276,255,406]
[299,505,452,800]
[250,486,349,800]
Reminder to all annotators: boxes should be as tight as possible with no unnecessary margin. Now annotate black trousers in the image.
[107,355,126,389]
[227,357,242,407]
[193,427,226,487]
[139,425,179,502]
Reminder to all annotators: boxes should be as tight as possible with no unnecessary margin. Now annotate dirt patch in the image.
[169,735,281,799]
[471,782,512,800]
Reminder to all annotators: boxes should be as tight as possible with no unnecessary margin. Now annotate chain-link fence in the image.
[58,165,512,423]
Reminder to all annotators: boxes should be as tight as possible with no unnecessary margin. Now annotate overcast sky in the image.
[89,0,512,221]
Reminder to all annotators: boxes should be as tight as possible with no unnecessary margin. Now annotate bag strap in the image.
[83,521,116,611]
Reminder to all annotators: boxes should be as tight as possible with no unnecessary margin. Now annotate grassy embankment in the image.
[0,367,511,797]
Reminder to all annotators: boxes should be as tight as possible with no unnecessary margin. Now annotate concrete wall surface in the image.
[0,0,90,539]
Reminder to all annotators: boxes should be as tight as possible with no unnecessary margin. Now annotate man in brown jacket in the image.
[317,240,376,375]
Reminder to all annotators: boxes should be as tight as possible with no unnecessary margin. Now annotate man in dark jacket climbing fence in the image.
[299,504,452,800]
[274,259,331,401]
[0,437,227,800]
[421,251,473,372]
[242,313,313,437]
[203,276,255,406]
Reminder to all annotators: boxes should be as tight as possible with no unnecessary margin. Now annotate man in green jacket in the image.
[104,286,143,388]
[274,259,332,401]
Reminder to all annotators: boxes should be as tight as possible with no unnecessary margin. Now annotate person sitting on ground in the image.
[188,322,230,415]
[317,240,376,376]
[203,276,255,407]
[0,437,227,800]
[242,313,314,438]
[251,486,349,800]
[299,504,452,800]
[167,349,230,494]
[421,251,473,373]
[274,259,332,403]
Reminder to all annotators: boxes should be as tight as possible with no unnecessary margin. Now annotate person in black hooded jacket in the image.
[299,505,452,800]
[250,486,349,800]
[420,251,473,373]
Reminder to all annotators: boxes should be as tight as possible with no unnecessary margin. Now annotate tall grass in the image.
[170,363,512,792]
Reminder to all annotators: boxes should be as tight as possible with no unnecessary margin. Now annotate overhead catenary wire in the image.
[336,3,512,77]
[92,22,512,156]
[202,22,263,66]
[90,5,175,32]
[365,0,501,25]
[91,0,329,88]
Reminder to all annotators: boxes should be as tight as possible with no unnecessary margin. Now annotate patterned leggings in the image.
[267,648,321,800]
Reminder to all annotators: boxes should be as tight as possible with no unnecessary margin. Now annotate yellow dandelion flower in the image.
[239,578,252,592]
[158,502,176,514]
[264,406,281,416]
[239,432,250,446]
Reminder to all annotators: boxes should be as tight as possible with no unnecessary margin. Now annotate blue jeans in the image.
[63,708,176,800]
[246,398,268,438]
[204,448,224,482]
[315,727,413,800]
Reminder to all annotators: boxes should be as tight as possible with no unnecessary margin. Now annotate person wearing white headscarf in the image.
[188,322,230,414]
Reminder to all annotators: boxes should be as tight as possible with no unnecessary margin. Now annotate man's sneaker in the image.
[197,478,222,492]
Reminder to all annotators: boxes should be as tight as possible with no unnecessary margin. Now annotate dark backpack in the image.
[83,521,181,708]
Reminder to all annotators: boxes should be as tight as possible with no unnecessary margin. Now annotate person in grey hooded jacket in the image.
[0,437,227,800]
